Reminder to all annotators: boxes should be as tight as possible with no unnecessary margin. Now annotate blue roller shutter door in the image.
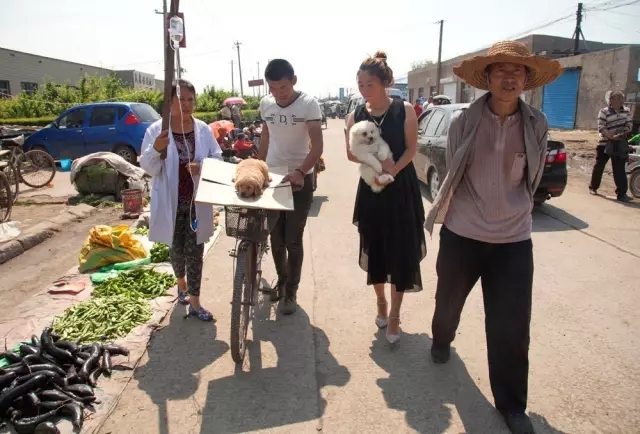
[542,69,580,129]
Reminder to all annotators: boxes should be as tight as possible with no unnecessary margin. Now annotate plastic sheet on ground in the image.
[0,226,221,434]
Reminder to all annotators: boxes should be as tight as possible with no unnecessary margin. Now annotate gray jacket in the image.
[424,93,549,236]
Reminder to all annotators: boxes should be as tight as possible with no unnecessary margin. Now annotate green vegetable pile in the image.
[92,268,176,299]
[52,295,152,342]
[134,226,149,236]
[150,242,170,263]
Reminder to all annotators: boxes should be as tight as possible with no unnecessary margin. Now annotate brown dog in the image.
[232,159,272,198]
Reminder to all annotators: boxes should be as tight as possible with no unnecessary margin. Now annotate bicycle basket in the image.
[224,206,271,242]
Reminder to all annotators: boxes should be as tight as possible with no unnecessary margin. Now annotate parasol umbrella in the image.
[209,120,235,141]
[223,97,246,106]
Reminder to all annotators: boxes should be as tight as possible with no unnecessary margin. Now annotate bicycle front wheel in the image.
[230,240,257,364]
[0,172,13,222]
[17,150,56,189]
[1,164,19,203]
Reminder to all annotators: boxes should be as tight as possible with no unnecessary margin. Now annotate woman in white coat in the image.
[140,79,222,321]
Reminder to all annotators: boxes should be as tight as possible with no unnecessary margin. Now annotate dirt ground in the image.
[0,206,122,315]
[551,128,598,159]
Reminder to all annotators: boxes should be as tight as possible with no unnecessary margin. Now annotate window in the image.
[117,106,128,119]
[424,109,445,136]
[408,88,414,103]
[89,107,117,127]
[0,80,10,98]
[130,103,160,122]
[418,87,424,98]
[58,108,88,129]
[418,110,433,133]
[20,82,38,94]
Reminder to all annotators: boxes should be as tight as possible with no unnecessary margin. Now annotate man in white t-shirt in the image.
[258,59,324,315]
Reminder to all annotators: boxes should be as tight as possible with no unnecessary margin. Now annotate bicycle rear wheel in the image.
[17,150,56,189]
[1,164,19,203]
[0,172,13,222]
[230,240,257,364]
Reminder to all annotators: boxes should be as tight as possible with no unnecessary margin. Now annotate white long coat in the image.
[140,118,222,246]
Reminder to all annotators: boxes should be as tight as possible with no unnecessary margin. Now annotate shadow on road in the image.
[198,293,350,433]
[532,203,589,232]
[309,195,329,217]
[134,306,229,434]
[369,332,566,434]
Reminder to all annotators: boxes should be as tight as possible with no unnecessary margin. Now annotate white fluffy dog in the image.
[349,120,394,193]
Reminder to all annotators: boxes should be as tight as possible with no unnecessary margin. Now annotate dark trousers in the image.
[170,203,204,296]
[270,174,314,292]
[432,226,533,413]
[589,144,628,197]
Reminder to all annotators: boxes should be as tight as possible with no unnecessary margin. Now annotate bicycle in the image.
[0,135,56,190]
[225,206,273,364]
[0,171,12,222]
[0,159,19,203]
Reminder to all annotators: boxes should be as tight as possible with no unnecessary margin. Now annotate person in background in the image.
[258,58,323,315]
[425,41,563,434]
[231,104,242,128]
[233,132,257,159]
[413,99,423,117]
[589,90,633,202]
[140,79,222,322]
[346,51,426,345]
[220,103,232,121]
[422,95,434,111]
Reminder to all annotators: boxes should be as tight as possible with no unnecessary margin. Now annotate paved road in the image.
[98,119,640,434]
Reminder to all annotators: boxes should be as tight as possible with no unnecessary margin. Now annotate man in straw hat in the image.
[424,41,563,434]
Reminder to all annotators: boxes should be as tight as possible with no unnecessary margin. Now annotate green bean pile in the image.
[52,295,152,342]
[150,242,170,263]
[134,226,149,236]
[92,268,176,299]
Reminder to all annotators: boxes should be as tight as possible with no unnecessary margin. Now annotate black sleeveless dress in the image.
[352,99,427,292]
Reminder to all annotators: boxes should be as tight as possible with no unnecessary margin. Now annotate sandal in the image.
[188,305,215,322]
[177,290,189,305]
[386,316,401,345]
[375,301,388,329]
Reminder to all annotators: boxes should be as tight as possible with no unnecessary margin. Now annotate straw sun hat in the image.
[453,41,563,91]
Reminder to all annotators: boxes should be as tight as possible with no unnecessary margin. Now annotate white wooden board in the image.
[195,158,294,211]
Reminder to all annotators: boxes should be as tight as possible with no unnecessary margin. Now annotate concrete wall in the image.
[529,46,637,130]
[407,35,639,130]
[0,47,113,97]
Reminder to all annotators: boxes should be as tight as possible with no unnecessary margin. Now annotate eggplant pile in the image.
[0,327,129,433]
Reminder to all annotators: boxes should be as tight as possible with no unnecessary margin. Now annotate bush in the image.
[0,116,56,126]
[0,110,260,128]
[0,73,261,121]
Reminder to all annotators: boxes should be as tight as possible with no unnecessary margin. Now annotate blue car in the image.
[24,102,160,164]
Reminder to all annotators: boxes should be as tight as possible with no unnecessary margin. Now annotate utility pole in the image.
[230,60,235,94]
[435,20,444,96]
[256,61,260,97]
[572,2,584,55]
[234,41,244,96]
[159,0,180,159]
[154,4,167,71]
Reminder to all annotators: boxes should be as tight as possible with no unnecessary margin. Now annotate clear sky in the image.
[1,0,639,98]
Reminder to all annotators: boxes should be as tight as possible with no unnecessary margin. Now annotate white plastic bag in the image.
[0,221,21,243]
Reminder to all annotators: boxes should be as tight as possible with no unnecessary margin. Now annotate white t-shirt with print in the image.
[259,92,322,174]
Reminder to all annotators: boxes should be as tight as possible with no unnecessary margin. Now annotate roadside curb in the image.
[0,204,98,265]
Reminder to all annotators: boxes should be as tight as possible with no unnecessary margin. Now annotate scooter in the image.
[627,145,640,198]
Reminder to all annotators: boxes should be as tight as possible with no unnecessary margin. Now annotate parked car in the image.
[343,91,405,136]
[24,102,160,164]
[414,103,567,205]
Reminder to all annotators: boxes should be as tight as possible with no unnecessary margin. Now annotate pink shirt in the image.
[444,103,533,243]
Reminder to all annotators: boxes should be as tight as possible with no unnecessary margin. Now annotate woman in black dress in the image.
[346,51,427,344]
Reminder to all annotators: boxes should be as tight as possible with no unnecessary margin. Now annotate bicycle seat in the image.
[1,135,25,147]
